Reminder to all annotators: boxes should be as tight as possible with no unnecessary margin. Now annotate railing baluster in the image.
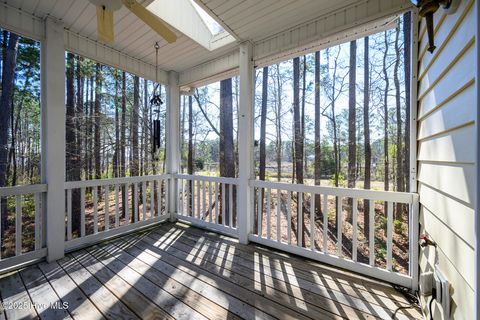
[142,181,147,221]
[151,180,155,219]
[192,180,195,218]
[105,185,109,231]
[297,192,303,247]
[267,188,271,240]
[67,189,72,241]
[34,193,41,250]
[352,197,358,261]
[178,179,185,215]
[158,179,162,216]
[115,185,119,228]
[323,194,328,253]
[134,183,138,223]
[197,180,201,220]
[221,183,226,226]
[369,200,375,266]
[93,187,98,234]
[164,178,173,216]
[337,196,342,257]
[203,180,207,220]
[287,191,292,245]
[257,188,262,235]
[310,193,315,251]
[80,188,85,237]
[276,189,281,242]
[215,182,219,224]
[387,201,393,271]
[229,184,233,228]
[124,183,130,224]
[15,195,22,256]
[208,181,212,223]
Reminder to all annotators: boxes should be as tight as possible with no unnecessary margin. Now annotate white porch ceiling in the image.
[2,0,412,83]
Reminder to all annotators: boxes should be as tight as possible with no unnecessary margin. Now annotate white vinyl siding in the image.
[417,0,477,319]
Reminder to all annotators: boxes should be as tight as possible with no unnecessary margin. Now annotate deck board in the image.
[0,222,423,320]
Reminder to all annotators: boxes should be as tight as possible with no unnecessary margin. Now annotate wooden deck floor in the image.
[0,222,423,320]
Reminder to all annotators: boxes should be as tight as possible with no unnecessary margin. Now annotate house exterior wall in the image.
[416,0,477,319]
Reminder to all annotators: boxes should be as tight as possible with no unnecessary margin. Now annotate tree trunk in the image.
[131,75,140,221]
[94,63,102,201]
[113,72,119,178]
[293,57,305,246]
[120,72,127,218]
[259,66,268,181]
[301,56,307,175]
[188,95,194,216]
[363,36,372,243]
[314,51,322,220]
[347,40,357,223]
[0,32,19,244]
[394,25,404,218]
[383,32,390,223]
[275,64,282,181]
[403,12,411,193]
[220,78,235,225]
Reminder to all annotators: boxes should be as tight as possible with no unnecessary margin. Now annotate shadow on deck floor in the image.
[0,222,423,319]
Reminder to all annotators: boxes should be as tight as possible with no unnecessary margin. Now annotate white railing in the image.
[249,180,419,289]
[175,174,239,237]
[0,174,420,290]
[63,174,170,251]
[0,184,48,271]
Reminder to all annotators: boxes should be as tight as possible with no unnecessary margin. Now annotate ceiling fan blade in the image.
[96,6,115,43]
[123,0,177,43]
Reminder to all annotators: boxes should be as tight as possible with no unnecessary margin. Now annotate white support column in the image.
[41,18,66,262]
[166,71,180,222]
[237,42,254,244]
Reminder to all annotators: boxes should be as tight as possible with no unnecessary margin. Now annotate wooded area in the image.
[0,28,166,250]
[1,14,411,265]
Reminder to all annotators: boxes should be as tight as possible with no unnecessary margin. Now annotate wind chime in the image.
[151,42,163,156]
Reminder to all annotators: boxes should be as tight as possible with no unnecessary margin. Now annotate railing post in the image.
[166,71,180,222]
[238,42,254,244]
[41,18,66,262]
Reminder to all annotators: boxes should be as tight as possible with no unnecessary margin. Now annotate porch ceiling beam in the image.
[0,2,169,85]
[179,0,414,88]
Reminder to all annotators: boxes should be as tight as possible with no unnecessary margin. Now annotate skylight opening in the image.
[190,0,225,35]
[147,0,235,51]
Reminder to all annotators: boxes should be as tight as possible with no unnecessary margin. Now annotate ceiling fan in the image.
[89,0,177,44]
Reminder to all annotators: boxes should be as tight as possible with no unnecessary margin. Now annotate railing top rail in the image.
[0,184,48,197]
[64,174,171,189]
[175,174,239,185]
[250,179,417,204]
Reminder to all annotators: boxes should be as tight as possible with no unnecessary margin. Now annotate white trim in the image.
[65,215,169,251]
[42,18,66,263]
[64,175,171,189]
[167,72,181,222]
[237,42,255,245]
[410,9,420,194]
[178,215,238,238]
[250,180,415,204]
[475,0,479,318]
[175,174,238,185]
[0,184,47,197]
[0,249,47,275]
[248,234,413,288]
